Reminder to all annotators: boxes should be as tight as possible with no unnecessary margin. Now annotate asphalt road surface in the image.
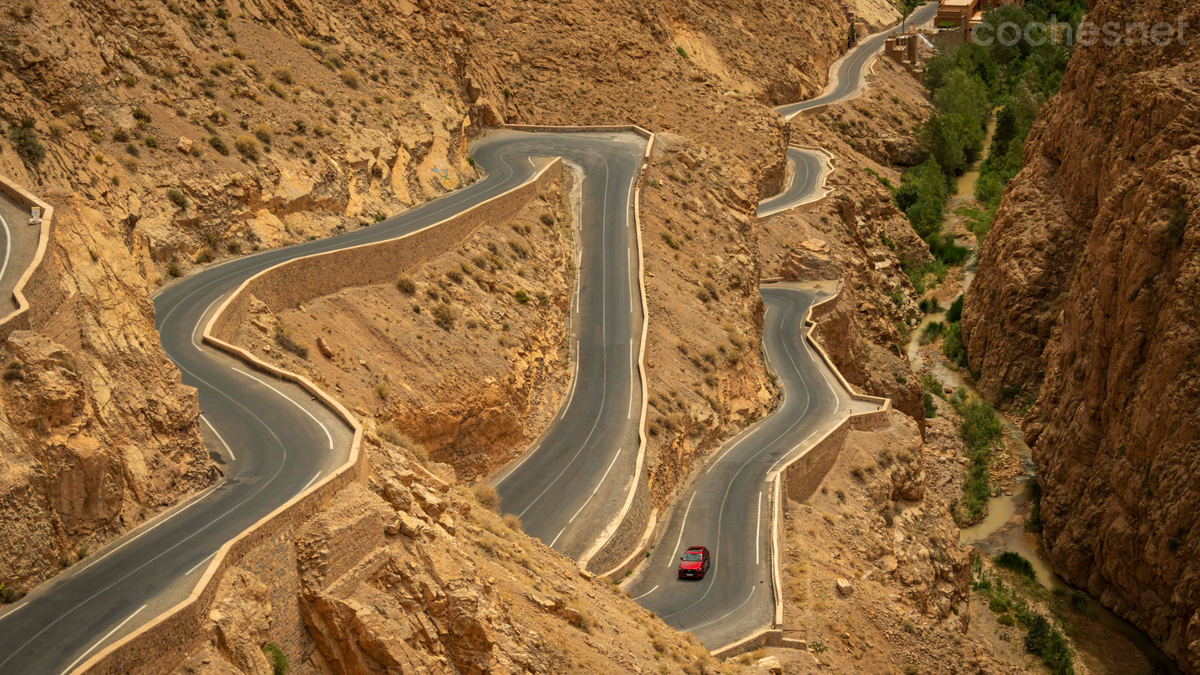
[625,286,870,648]
[776,2,941,119]
[756,147,825,217]
[0,192,40,317]
[0,130,646,675]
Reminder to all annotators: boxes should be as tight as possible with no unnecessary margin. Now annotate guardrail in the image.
[72,159,565,675]
[0,173,56,343]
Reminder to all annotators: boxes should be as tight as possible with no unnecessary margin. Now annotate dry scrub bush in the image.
[472,483,500,512]
[234,135,260,160]
[502,513,522,531]
[340,69,360,88]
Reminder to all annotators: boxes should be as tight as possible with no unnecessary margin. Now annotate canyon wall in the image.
[961,0,1200,670]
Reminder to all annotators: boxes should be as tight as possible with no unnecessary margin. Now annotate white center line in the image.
[185,552,216,576]
[299,471,321,494]
[667,492,697,569]
[232,368,333,450]
[569,448,622,523]
[633,584,660,601]
[549,527,566,548]
[192,295,225,351]
[756,491,762,566]
[59,604,147,675]
[200,413,235,461]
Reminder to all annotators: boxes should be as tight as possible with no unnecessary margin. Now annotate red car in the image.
[678,546,710,579]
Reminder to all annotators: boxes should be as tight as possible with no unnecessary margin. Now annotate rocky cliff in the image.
[960,0,1200,670]
[169,438,723,675]
[0,194,215,591]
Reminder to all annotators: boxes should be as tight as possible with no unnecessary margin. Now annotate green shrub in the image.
[676,46,688,58]
[947,295,964,322]
[924,392,937,418]
[9,123,45,165]
[262,643,288,675]
[208,135,230,155]
[942,322,968,368]
[3,361,25,382]
[194,247,215,264]
[918,321,944,346]
[514,290,530,305]
[1022,614,1074,675]
[995,551,1035,579]
[997,613,1015,627]
[660,231,681,249]
[167,188,188,209]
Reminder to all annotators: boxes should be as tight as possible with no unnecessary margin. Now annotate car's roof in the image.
[685,546,707,551]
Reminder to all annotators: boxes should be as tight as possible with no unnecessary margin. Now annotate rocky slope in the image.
[757,57,936,431]
[0,194,215,592]
[960,0,1200,670]
[0,0,870,594]
[169,437,722,675]
[232,176,574,483]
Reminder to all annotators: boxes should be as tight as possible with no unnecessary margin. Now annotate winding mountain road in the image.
[0,3,940,669]
[0,131,645,675]
[624,8,940,646]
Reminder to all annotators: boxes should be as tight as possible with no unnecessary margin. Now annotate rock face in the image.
[961,0,1200,670]
[0,196,214,591]
[171,440,723,675]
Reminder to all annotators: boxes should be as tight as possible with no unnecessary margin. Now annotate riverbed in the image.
[904,115,1182,675]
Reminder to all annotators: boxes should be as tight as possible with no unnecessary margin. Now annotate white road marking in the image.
[192,295,225,351]
[185,552,216,576]
[549,527,566,548]
[667,492,697,569]
[69,483,220,576]
[58,604,147,675]
[706,429,758,475]
[684,586,756,632]
[627,340,635,419]
[633,584,660,601]
[299,471,321,493]
[756,491,762,566]
[561,340,581,416]
[232,368,333,450]
[493,445,539,488]
[0,602,27,621]
[767,429,820,475]
[0,209,11,294]
[200,413,235,461]
[569,447,622,523]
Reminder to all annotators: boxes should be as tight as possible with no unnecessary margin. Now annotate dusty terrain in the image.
[233,175,574,483]
[169,436,726,675]
[961,0,1200,669]
[756,57,937,431]
[0,0,862,596]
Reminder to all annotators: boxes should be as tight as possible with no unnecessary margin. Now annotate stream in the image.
[903,116,1183,675]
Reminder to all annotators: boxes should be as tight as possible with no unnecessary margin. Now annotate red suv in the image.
[678,546,710,579]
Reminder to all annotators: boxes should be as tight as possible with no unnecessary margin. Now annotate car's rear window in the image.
[683,552,703,561]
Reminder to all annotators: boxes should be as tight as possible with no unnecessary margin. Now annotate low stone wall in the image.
[503,124,654,142]
[591,479,654,579]
[0,174,58,344]
[782,419,850,505]
[212,160,562,340]
[74,159,563,675]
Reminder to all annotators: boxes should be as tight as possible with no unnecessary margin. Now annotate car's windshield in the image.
[683,552,703,561]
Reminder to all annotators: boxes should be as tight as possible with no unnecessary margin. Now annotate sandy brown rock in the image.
[0,195,214,592]
[961,0,1200,670]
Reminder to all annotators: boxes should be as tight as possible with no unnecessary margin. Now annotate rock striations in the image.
[962,0,1200,670]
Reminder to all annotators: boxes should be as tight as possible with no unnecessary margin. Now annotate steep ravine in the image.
[962,0,1200,670]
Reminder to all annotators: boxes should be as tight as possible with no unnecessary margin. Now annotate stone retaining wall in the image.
[212,160,563,340]
[782,419,851,505]
[0,174,58,344]
[73,159,563,675]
